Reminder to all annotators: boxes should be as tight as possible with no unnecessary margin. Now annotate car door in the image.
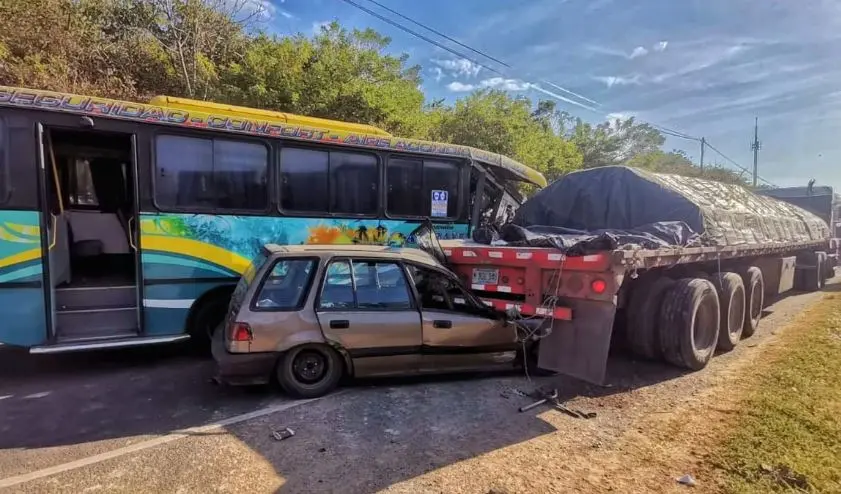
[315,258,422,378]
[406,264,519,372]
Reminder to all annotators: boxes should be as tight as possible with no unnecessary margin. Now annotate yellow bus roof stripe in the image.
[149,95,392,137]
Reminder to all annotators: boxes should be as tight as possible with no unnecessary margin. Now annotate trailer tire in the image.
[658,278,720,370]
[816,251,828,288]
[626,275,674,359]
[710,272,745,351]
[740,267,764,338]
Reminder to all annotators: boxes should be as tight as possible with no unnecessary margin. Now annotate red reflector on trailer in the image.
[231,322,253,342]
[591,279,607,294]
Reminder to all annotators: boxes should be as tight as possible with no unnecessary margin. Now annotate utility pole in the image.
[699,137,706,171]
[751,117,761,187]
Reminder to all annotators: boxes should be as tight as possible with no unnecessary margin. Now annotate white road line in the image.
[0,392,342,488]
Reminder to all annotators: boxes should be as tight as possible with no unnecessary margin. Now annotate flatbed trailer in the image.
[442,238,833,384]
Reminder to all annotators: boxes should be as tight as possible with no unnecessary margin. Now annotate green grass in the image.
[716,294,841,493]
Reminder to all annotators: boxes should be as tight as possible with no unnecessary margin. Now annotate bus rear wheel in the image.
[189,297,228,355]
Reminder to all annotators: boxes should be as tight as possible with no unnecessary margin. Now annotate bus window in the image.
[386,158,423,216]
[423,161,460,218]
[330,152,378,215]
[154,135,268,211]
[280,148,379,215]
[386,157,461,218]
[279,147,329,212]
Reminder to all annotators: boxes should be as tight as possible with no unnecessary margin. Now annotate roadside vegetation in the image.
[0,0,749,187]
[713,293,841,493]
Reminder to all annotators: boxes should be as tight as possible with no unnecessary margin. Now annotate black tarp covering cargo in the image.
[511,166,829,251]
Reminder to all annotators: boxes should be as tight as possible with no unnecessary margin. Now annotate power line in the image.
[341,0,777,187]
[341,0,598,111]
[705,141,776,187]
[362,0,598,106]
[360,0,510,68]
[338,0,504,76]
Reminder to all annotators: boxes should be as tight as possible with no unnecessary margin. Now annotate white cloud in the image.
[431,58,482,78]
[279,9,294,19]
[311,20,331,35]
[606,112,635,122]
[629,46,649,59]
[238,0,275,21]
[446,77,534,92]
[654,41,669,52]
[429,67,444,83]
[594,75,642,88]
[447,81,476,92]
[588,44,654,60]
[480,77,532,91]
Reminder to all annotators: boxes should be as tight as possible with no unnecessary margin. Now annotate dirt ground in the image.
[1,282,833,494]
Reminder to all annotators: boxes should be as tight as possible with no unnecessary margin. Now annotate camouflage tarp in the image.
[514,166,829,248]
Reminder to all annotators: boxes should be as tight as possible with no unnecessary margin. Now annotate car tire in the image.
[626,275,674,360]
[710,272,745,351]
[276,344,344,398]
[740,266,764,338]
[658,278,720,370]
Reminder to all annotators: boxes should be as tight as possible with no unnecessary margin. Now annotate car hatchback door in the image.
[315,259,422,377]
[406,264,519,372]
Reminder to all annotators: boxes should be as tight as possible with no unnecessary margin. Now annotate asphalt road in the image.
[0,343,280,480]
[0,282,833,493]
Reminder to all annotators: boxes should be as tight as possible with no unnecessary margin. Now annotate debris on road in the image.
[271,427,295,441]
[517,388,597,418]
[676,474,697,487]
[518,388,558,412]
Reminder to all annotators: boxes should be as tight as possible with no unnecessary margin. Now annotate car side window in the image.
[352,261,412,310]
[319,260,355,309]
[253,259,316,310]
[407,265,476,313]
[319,260,413,310]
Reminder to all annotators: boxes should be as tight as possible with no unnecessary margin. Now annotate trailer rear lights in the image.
[230,322,253,342]
[591,279,607,294]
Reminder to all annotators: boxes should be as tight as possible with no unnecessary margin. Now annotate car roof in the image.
[263,243,443,269]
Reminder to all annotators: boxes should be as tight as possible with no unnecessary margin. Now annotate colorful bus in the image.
[0,86,546,353]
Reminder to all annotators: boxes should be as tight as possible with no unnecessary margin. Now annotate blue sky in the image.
[257,0,841,190]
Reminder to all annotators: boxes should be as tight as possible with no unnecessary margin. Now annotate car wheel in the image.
[276,344,344,398]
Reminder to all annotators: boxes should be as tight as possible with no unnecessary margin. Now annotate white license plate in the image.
[472,268,499,285]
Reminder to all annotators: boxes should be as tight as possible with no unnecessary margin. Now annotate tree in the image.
[427,90,582,184]
[565,116,664,168]
[219,22,427,136]
[626,149,747,185]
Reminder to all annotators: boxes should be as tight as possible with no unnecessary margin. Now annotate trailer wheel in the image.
[626,275,674,359]
[710,272,745,351]
[816,251,828,288]
[740,267,764,338]
[658,278,720,370]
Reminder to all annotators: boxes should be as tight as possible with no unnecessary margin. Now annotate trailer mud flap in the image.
[537,298,616,384]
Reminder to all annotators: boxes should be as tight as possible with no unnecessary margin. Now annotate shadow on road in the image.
[2,282,835,492]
